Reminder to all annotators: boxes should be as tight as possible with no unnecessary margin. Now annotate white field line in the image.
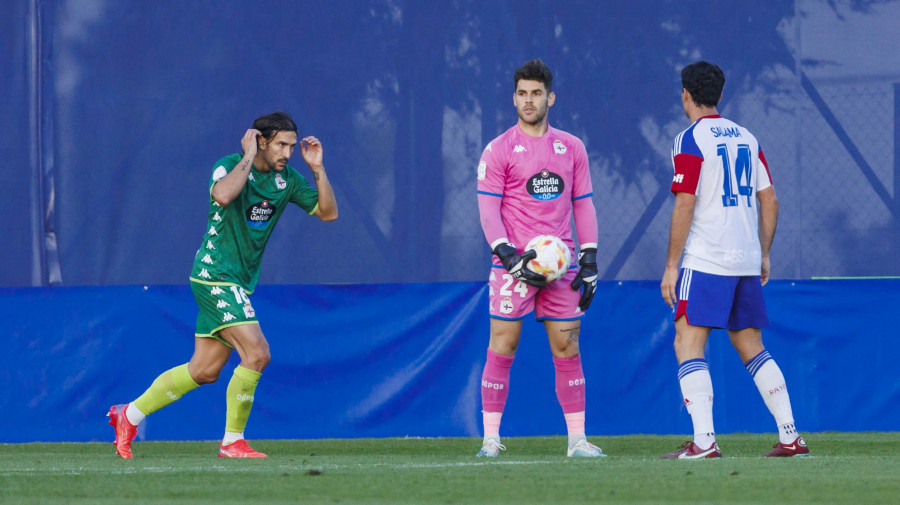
[0,459,564,476]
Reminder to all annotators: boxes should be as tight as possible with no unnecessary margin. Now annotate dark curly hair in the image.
[514,59,553,93]
[681,61,725,108]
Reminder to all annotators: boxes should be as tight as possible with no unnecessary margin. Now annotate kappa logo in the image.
[248,173,255,181]
[206,241,216,250]
[216,300,230,309]
[198,269,211,279]
[275,174,287,190]
[210,286,225,295]
[208,226,218,236]
[201,254,214,265]
[222,312,236,322]
[673,173,684,183]
[513,145,527,153]
[553,139,567,154]
[213,212,222,222]
[477,161,487,181]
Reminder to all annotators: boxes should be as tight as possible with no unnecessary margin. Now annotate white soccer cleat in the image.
[567,438,606,458]
[475,438,506,458]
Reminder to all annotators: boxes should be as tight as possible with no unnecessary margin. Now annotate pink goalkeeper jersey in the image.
[477,124,593,254]
[671,115,773,276]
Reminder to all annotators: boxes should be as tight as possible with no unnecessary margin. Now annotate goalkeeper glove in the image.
[570,247,598,311]
[493,243,547,288]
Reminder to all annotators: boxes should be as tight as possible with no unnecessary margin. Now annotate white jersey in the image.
[670,115,773,276]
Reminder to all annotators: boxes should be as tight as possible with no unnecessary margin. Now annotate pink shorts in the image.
[487,261,583,321]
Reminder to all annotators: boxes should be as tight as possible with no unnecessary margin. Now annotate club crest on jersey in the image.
[528,169,564,201]
[477,161,487,180]
[500,297,514,314]
[553,139,567,154]
[275,174,287,190]
[246,200,276,228]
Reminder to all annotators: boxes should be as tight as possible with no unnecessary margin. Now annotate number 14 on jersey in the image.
[718,143,753,208]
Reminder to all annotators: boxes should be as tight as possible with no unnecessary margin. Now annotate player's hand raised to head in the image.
[493,243,547,288]
[242,129,261,157]
[300,136,324,169]
[570,248,598,311]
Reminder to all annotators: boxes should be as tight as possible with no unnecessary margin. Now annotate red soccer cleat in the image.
[218,439,267,458]
[107,404,138,459]
[661,440,722,459]
[765,436,810,457]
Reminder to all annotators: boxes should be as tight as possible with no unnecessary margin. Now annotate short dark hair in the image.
[681,61,725,107]
[252,111,297,141]
[514,59,553,93]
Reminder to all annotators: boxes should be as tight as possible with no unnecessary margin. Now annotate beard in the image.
[518,106,547,126]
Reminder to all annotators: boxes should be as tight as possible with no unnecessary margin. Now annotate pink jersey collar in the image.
[515,122,554,139]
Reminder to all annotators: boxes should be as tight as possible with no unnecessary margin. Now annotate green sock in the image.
[225,366,262,435]
[133,363,199,415]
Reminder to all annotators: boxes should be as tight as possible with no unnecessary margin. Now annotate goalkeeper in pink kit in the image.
[475,59,603,457]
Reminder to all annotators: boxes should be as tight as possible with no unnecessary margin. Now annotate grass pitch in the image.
[1,432,898,504]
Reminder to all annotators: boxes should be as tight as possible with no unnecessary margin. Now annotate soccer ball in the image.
[524,235,571,282]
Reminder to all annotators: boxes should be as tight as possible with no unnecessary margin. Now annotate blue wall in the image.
[3,0,899,442]
[3,279,897,443]
[4,0,900,287]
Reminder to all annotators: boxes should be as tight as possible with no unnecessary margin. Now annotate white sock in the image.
[482,412,502,444]
[678,359,715,447]
[564,412,586,448]
[223,432,244,445]
[746,351,798,444]
[125,402,146,426]
[778,422,800,444]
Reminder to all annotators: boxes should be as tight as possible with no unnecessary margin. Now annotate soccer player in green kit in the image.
[108,112,338,458]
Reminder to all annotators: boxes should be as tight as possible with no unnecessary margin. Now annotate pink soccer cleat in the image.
[107,404,138,459]
[764,436,810,457]
[218,439,267,458]
[661,440,722,459]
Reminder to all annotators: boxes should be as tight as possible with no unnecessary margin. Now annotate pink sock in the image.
[481,349,514,413]
[553,355,586,414]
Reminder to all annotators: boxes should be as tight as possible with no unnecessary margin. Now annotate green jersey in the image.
[189,153,319,292]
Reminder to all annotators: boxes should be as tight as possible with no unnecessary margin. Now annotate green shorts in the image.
[190,278,259,347]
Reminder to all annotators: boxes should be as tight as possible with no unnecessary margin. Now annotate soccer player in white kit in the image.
[475,59,604,458]
[660,61,809,458]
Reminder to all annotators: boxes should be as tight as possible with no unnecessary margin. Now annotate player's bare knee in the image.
[489,341,518,356]
[672,334,702,360]
[191,368,221,385]
[488,330,520,356]
[241,351,271,372]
